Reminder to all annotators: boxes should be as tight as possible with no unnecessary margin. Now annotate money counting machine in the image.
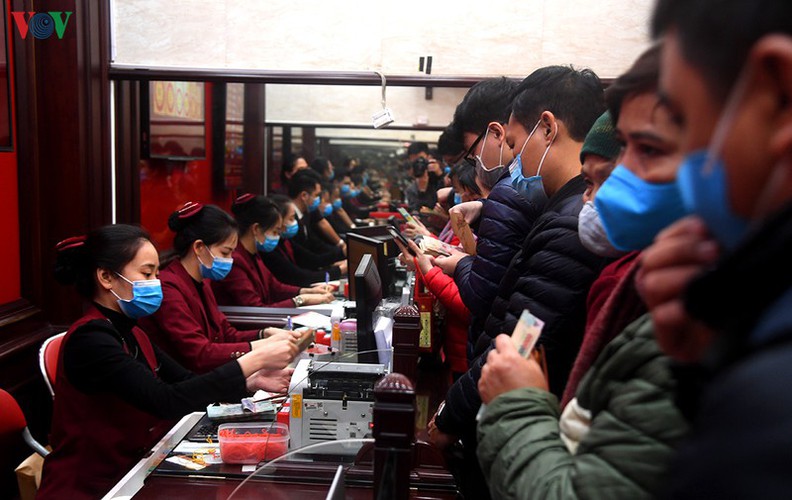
[288,358,387,456]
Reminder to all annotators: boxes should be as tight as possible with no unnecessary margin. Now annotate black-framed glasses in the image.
[462,129,487,163]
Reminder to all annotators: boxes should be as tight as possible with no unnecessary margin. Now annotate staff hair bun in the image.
[54,235,88,285]
[168,201,204,232]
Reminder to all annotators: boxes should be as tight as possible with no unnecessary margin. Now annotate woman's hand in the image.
[403,220,431,238]
[246,367,294,393]
[479,335,548,404]
[334,260,348,275]
[300,292,334,305]
[239,336,298,375]
[301,284,333,295]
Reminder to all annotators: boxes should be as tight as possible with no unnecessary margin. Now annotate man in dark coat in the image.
[429,68,609,498]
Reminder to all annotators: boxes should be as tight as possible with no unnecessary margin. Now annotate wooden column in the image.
[373,372,415,500]
[391,305,421,384]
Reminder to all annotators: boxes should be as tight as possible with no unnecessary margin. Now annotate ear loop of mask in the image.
[478,126,505,172]
[510,120,541,174]
[536,121,559,177]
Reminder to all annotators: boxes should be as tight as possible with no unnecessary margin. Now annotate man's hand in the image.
[433,247,468,276]
[637,216,718,362]
[449,200,483,225]
[479,335,548,404]
[427,406,459,450]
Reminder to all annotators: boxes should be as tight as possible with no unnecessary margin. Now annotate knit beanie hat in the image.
[580,111,621,164]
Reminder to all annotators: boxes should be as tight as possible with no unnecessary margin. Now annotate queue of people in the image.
[37,1,792,497]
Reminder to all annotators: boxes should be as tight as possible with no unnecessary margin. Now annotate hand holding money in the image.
[479,310,548,405]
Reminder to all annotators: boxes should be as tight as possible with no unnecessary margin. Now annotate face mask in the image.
[308,195,321,212]
[340,184,351,195]
[328,170,335,181]
[332,199,342,210]
[595,165,689,251]
[362,173,369,186]
[453,193,462,205]
[111,274,163,319]
[351,188,360,197]
[282,220,299,239]
[197,249,234,280]
[675,71,755,251]
[322,203,333,217]
[444,165,452,175]
[475,128,506,173]
[578,201,629,258]
[256,234,280,253]
[509,119,550,207]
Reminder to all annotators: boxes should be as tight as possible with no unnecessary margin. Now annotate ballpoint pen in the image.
[286,315,292,330]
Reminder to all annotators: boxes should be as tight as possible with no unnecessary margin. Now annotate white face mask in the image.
[578,200,628,258]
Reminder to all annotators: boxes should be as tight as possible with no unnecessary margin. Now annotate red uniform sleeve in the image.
[150,281,255,374]
[212,264,269,308]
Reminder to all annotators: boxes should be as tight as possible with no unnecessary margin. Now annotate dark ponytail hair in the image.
[167,202,238,258]
[54,225,152,298]
[231,194,282,234]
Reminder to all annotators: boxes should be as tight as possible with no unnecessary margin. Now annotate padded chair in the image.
[39,332,66,399]
[0,389,49,457]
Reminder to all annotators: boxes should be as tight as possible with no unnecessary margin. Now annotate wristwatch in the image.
[293,295,304,307]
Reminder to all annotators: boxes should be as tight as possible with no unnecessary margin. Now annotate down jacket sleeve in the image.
[454,179,542,320]
[477,315,689,500]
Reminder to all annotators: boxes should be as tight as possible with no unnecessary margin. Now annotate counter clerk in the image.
[37,225,296,499]
[140,202,300,374]
[212,193,333,308]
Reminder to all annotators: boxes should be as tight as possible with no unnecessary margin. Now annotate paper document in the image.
[292,311,332,330]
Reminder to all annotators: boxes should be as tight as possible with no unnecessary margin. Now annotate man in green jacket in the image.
[476,45,691,500]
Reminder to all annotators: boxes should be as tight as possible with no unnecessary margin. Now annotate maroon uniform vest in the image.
[37,306,173,499]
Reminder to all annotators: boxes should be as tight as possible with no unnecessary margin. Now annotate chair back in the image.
[39,332,66,399]
[0,388,48,457]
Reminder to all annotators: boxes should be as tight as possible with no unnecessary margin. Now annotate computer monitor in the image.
[354,254,382,364]
[346,224,399,257]
[347,232,389,300]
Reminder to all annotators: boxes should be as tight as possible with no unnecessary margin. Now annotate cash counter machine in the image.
[104,250,456,498]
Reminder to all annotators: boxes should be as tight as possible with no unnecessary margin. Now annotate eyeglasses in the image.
[462,129,487,164]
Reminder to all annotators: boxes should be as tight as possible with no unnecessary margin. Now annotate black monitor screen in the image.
[354,254,382,364]
[347,232,388,301]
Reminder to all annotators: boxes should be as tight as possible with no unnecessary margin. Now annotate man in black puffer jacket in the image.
[433,78,545,353]
[429,67,609,499]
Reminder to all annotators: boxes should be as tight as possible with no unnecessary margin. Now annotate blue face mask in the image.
[111,274,163,319]
[362,173,369,186]
[322,203,333,217]
[595,165,689,251]
[282,220,299,239]
[350,188,360,197]
[444,165,452,175]
[198,249,233,280]
[509,120,550,208]
[328,170,335,181]
[332,199,342,210]
[308,195,321,212]
[256,234,280,253]
[340,184,351,195]
[453,193,462,205]
[676,151,749,251]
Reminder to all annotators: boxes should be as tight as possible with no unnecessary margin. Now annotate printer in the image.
[288,358,387,456]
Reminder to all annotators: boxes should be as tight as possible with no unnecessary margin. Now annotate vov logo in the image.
[10,12,73,40]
